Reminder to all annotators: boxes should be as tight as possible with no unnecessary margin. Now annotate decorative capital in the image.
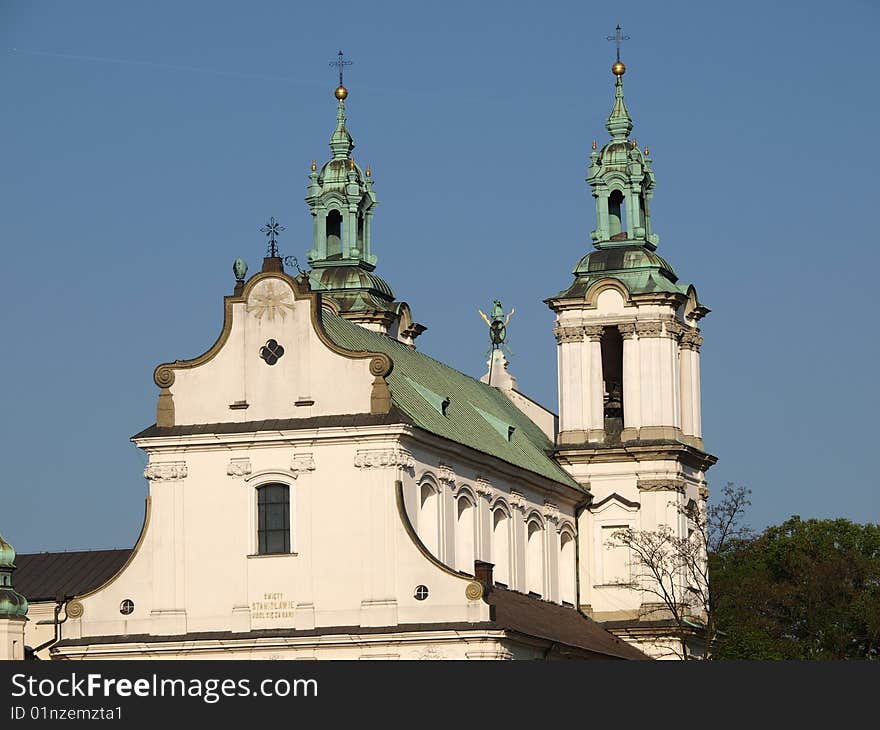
[680,329,704,351]
[698,484,710,500]
[637,477,686,493]
[664,321,686,340]
[583,325,604,341]
[437,464,456,487]
[635,321,664,338]
[475,477,495,501]
[509,491,528,513]
[227,458,252,477]
[542,501,560,525]
[354,448,415,471]
[290,453,316,476]
[617,322,636,339]
[144,461,188,481]
[553,323,584,344]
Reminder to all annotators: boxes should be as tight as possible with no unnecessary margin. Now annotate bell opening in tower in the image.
[601,326,624,441]
[356,214,364,252]
[608,189,626,241]
[326,209,343,259]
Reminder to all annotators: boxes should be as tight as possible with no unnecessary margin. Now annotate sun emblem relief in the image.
[247,281,295,322]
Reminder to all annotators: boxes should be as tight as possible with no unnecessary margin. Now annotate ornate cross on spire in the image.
[260,217,285,258]
[606,24,630,62]
[330,50,352,87]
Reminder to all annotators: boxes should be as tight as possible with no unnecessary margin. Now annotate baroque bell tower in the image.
[304,54,425,345]
[546,48,716,648]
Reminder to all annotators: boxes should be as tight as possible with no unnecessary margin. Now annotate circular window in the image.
[413,585,429,601]
[119,599,135,616]
[259,339,285,365]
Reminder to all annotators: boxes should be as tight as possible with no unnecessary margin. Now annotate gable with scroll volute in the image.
[152,271,391,426]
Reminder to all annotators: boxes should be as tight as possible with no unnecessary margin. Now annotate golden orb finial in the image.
[365,165,371,177]
[612,60,626,76]
[335,84,348,100]
[310,160,317,172]
[643,145,649,156]
[592,140,597,151]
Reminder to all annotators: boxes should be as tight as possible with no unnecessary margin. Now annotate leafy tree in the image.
[611,482,752,659]
[712,516,880,659]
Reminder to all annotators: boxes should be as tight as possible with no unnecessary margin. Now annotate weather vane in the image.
[260,217,285,258]
[479,300,515,356]
[330,50,352,87]
[606,24,630,62]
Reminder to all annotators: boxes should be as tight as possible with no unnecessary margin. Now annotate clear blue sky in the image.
[2,0,878,552]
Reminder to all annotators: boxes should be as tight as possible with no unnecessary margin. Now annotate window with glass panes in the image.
[257,484,290,554]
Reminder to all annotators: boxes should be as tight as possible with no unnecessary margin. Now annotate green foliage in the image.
[712,516,880,659]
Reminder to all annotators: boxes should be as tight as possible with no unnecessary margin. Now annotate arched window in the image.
[608,189,626,239]
[492,507,511,587]
[526,518,545,597]
[560,530,576,606]
[455,494,475,573]
[257,483,290,555]
[418,482,439,557]
[326,210,342,259]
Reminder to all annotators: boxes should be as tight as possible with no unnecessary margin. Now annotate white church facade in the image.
[1,55,713,661]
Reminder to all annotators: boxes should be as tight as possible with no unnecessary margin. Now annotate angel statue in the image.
[478,299,515,356]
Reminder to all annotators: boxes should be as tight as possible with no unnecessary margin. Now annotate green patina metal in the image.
[305,90,397,318]
[550,64,704,308]
[0,532,28,619]
[322,311,582,490]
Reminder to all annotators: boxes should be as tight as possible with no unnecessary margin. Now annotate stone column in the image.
[619,322,640,441]
[509,492,528,594]
[679,329,704,448]
[144,461,188,636]
[475,479,495,563]
[554,323,586,443]
[584,326,605,443]
[353,448,413,626]
[542,502,561,603]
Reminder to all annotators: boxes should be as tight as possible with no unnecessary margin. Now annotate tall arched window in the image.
[257,483,290,555]
[560,530,576,606]
[455,494,475,573]
[526,518,545,597]
[326,210,342,259]
[418,482,439,557]
[492,507,511,587]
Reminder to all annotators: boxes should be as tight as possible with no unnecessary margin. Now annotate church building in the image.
[1,51,713,661]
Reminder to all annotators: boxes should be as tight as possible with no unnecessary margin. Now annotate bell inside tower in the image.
[326,209,343,259]
[608,189,626,240]
[601,326,624,439]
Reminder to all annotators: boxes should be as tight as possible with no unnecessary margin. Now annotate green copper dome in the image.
[0,532,28,619]
[0,533,15,569]
[310,265,395,300]
[551,245,688,301]
[574,246,678,280]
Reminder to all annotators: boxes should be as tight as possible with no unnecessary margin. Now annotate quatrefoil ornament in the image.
[259,339,285,366]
